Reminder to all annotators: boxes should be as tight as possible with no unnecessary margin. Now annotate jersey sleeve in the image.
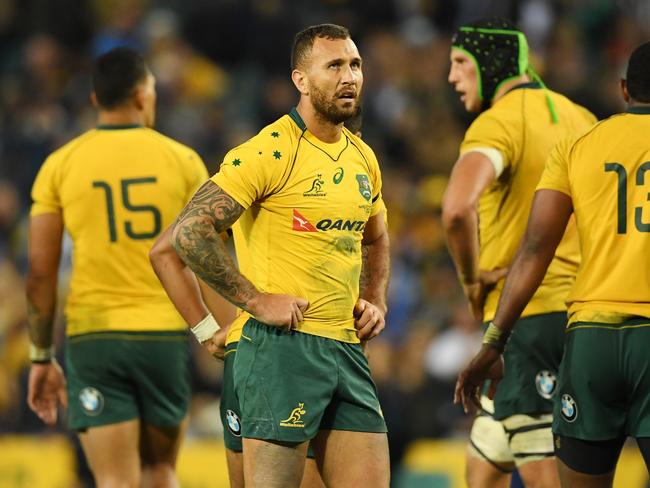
[30,156,61,216]
[536,137,573,197]
[460,110,517,174]
[211,143,282,208]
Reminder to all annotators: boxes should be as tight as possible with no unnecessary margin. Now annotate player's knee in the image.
[94,471,141,488]
[141,462,177,487]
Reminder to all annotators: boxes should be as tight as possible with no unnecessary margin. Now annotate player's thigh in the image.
[554,434,624,482]
[493,312,565,420]
[66,334,141,431]
[131,331,191,431]
[465,454,511,488]
[557,455,616,488]
[466,406,514,486]
[553,326,626,441]
[233,319,336,444]
[301,458,326,488]
[78,419,141,487]
[312,429,389,488]
[225,449,244,488]
[621,323,650,437]
[242,437,309,488]
[140,416,188,467]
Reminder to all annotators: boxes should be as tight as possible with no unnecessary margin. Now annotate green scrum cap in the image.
[451,18,558,123]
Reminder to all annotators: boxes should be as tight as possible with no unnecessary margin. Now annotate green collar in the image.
[626,106,650,115]
[96,124,144,130]
[288,107,307,131]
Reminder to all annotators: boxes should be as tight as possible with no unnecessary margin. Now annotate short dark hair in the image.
[92,47,148,109]
[626,41,650,103]
[291,24,350,70]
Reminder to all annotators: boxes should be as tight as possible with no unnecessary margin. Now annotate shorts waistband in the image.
[67,330,188,344]
[567,318,650,332]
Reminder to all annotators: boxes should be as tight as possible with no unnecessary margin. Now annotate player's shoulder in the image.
[141,128,201,159]
[44,129,101,167]
[226,112,301,160]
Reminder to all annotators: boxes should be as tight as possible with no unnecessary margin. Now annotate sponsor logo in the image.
[316,219,366,232]
[79,387,104,416]
[560,394,578,423]
[226,409,242,437]
[356,174,372,201]
[292,210,317,232]
[333,167,344,184]
[304,174,326,197]
[280,402,306,428]
[535,370,558,399]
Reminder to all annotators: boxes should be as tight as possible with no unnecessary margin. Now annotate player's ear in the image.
[133,83,146,110]
[620,78,631,104]
[292,69,309,96]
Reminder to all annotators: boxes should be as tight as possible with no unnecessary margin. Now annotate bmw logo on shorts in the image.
[79,387,104,416]
[226,409,242,437]
[535,370,558,399]
[560,394,578,423]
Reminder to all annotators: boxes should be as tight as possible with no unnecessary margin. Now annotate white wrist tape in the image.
[30,344,54,363]
[190,313,220,343]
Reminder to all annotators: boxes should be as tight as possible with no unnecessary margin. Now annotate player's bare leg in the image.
[312,429,389,488]
[140,417,188,488]
[242,438,308,488]
[225,449,244,488]
[557,458,613,488]
[466,453,512,488]
[228,446,323,488]
[78,419,141,488]
[302,458,326,488]
[517,458,561,488]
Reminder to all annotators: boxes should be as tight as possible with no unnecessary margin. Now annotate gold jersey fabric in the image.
[537,106,650,324]
[31,125,208,336]
[460,84,596,320]
[225,216,253,345]
[212,108,384,343]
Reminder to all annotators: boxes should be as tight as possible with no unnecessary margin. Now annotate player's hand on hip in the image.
[354,298,386,341]
[27,359,68,426]
[202,327,228,360]
[463,267,508,322]
[248,292,309,330]
[454,344,504,414]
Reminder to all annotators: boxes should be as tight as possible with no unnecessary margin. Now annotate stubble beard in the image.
[311,84,359,125]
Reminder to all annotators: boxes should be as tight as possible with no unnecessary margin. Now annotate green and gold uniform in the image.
[459,84,596,465]
[538,106,650,440]
[212,108,386,443]
[31,125,208,429]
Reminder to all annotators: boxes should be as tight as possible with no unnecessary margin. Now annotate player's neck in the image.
[491,74,531,105]
[97,107,146,127]
[295,100,343,143]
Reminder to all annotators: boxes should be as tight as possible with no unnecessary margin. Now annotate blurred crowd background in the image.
[1,0,650,485]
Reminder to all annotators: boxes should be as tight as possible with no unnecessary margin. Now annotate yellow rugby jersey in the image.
[459,83,596,320]
[212,108,384,343]
[537,106,650,324]
[31,125,208,336]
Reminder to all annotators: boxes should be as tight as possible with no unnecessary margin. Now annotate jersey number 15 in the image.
[92,177,162,242]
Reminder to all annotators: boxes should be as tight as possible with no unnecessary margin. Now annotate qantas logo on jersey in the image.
[292,210,317,232]
[292,210,366,232]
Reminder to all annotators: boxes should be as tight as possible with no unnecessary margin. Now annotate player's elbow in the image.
[25,267,56,299]
[441,200,475,233]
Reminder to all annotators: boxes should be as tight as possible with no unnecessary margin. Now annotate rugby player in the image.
[26,47,208,487]
[443,18,595,488]
[456,40,650,488]
[171,23,390,488]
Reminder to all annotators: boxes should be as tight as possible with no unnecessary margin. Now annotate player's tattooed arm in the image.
[172,180,258,310]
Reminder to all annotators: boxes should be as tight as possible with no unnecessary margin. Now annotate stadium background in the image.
[0,0,649,486]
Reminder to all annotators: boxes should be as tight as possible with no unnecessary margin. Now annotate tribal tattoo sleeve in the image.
[172,180,258,309]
